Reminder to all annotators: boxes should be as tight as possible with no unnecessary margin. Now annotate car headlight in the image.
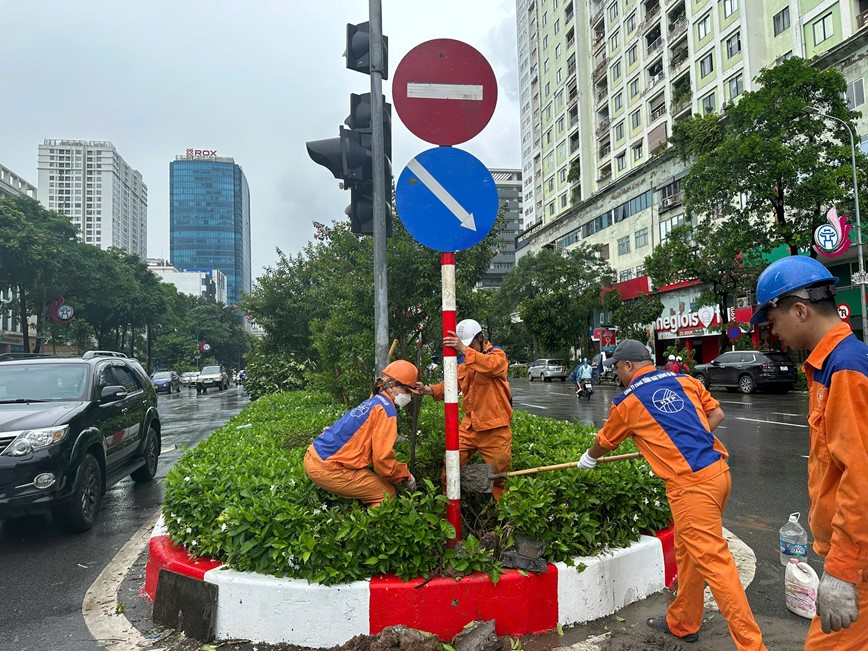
[3,425,70,456]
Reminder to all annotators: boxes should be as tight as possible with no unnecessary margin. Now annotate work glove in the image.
[577,451,598,469]
[405,474,417,492]
[816,571,859,634]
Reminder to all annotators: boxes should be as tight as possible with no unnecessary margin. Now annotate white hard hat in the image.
[676,356,683,361]
[456,318,483,346]
[668,354,675,361]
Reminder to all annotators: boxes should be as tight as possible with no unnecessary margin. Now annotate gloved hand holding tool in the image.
[816,572,859,633]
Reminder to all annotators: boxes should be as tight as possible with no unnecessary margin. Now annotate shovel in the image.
[461,452,643,493]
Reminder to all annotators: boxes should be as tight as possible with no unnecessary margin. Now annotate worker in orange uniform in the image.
[417,319,513,500]
[578,339,767,651]
[304,360,418,507]
[751,256,868,650]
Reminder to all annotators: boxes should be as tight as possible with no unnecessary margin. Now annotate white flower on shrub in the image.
[184,476,191,482]
[654,500,661,507]
[191,540,198,546]
[632,514,639,521]
[221,523,227,531]
[320,503,328,511]
[186,527,192,533]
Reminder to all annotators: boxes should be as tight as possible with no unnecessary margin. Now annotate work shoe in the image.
[646,615,699,643]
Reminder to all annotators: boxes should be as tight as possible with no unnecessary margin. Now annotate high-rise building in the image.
[147,259,228,305]
[477,169,523,289]
[37,140,148,257]
[516,0,868,229]
[169,153,251,305]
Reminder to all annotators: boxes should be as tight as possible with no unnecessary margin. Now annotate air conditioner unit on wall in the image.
[736,296,750,309]
[661,196,673,209]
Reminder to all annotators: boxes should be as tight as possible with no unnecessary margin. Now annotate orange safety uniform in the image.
[304,392,410,507]
[802,323,868,650]
[596,366,766,651]
[431,342,512,500]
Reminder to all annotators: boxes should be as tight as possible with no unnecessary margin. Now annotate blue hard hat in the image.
[750,256,837,325]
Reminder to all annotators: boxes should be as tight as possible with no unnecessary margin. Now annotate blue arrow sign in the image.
[396,147,498,252]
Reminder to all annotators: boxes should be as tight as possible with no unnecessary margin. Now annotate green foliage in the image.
[794,366,807,392]
[662,343,696,373]
[163,392,670,585]
[603,289,663,344]
[507,364,529,379]
[244,345,306,401]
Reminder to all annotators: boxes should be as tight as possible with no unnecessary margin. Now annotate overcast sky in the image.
[0,0,520,281]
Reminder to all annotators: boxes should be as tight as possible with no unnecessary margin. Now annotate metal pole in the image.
[441,252,462,545]
[812,109,867,343]
[369,0,389,372]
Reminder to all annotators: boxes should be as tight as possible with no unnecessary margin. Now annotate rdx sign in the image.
[185,148,217,157]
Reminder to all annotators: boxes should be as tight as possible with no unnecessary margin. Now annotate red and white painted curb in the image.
[147,515,676,647]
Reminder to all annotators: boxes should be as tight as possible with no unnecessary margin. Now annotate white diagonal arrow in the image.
[407,158,476,231]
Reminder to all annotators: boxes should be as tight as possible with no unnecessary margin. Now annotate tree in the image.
[603,288,663,344]
[498,245,614,359]
[673,57,868,255]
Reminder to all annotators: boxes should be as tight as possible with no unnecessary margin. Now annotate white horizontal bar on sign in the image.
[407,82,484,101]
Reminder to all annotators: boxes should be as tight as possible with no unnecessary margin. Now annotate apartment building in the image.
[477,169,524,289]
[37,140,148,257]
[516,0,868,361]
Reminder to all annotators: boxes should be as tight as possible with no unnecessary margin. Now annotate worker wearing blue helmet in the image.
[753,256,868,650]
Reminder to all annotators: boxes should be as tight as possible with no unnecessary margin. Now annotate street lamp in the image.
[804,106,868,343]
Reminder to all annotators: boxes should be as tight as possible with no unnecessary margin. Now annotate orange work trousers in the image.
[304,449,395,507]
[804,576,868,650]
[666,468,767,651]
[441,425,511,500]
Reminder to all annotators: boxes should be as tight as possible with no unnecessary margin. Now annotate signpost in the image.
[394,39,498,545]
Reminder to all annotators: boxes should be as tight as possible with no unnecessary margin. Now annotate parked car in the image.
[195,365,229,393]
[693,350,798,394]
[527,358,568,382]
[180,371,198,387]
[151,370,181,394]
[0,350,161,531]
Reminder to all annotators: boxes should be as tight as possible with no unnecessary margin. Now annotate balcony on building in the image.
[649,92,667,124]
[667,0,687,43]
[567,83,579,110]
[591,0,604,27]
[567,56,577,82]
[599,134,612,160]
[859,0,868,28]
[646,59,664,96]
[670,76,692,117]
[596,108,611,135]
[597,162,613,184]
[566,26,575,50]
[669,44,689,80]
[595,81,609,106]
[648,120,668,156]
[646,26,663,57]
[659,180,683,212]
[568,106,580,130]
[641,0,661,32]
[593,25,606,52]
[592,51,608,82]
[570,133,581,154]
[564,0,574,24]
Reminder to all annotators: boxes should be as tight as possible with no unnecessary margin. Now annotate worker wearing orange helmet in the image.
[417,319,513,500]
[303,360,419,507]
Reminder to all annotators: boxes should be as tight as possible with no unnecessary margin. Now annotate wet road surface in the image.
[0,384,249,651]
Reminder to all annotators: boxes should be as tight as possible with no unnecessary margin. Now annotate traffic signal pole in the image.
[369,0,389,373]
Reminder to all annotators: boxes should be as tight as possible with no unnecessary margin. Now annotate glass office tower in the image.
[169,156,251,305]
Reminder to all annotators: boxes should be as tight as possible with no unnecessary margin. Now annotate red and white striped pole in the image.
[441,251,461,544]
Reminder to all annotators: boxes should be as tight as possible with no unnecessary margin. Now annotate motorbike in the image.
[576,379,594,400]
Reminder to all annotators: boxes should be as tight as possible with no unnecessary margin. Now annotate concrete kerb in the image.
[146,514,677,647]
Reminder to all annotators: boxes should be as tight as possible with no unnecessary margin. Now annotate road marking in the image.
[717,425,728,429]
[773,412,803,417]
[82,513,160,651]
[406,82,483,101]
[160,445,176,454]
[517,402,547,409]
[736,417,809,428]
[407,158,477,230]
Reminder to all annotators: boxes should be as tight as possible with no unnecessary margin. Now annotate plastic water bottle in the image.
[785,558,819,619]
[779,512,808,565]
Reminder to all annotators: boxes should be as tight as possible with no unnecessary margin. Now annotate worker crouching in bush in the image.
[303,360,419,508]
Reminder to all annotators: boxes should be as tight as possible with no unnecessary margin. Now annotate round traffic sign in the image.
[393,39,497,146]
[727,326,742,341]
[396,147,498,252]
[838,303,851,320]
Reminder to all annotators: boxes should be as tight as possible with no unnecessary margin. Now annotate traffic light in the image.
[345,22,388,79]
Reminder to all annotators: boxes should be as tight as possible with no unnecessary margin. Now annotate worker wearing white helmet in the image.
[417,318,513,500]
[664,354,677,372]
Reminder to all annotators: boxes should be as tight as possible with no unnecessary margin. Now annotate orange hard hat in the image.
[382,360,420,392]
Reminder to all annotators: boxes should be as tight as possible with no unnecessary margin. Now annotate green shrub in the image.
[244,349,306,401]
[163,391,671,585]
[507,364,528,379]
[794,366,807,391]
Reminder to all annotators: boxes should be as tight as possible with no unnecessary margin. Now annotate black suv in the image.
[0,351,161,531]
[693,350,798,394]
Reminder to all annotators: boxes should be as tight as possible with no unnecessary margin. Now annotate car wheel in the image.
[695,373,708,388]
[738,374,756,394]
[54,453,102,532]
[528,373,533,382]
[543,375,550,382]
[560,377,566,382]
[131,427,159,483]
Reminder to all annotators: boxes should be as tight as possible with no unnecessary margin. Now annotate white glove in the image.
[405,474,417,492]
[816,572,859,633]
[577,451,598,469]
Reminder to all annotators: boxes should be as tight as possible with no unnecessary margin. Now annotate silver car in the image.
[528,358,568,382]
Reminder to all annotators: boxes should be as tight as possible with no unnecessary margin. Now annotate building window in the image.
[626,12,636,33]
[619,269,633,281]
[697,13,711,40]
[542,12,547,26]
[728,74,744,100]
[613,92,623,110]
[702,92,716,113]
[548,202,555,215]
[631,110,641,129]
[555,43,561,58]
[629,77,640,97]
[609,30,619,51]
[559,168,567,182]
[659,213,685,241]
[560,194,568,207]
[545,82,551,96]
[773,7,790,36]
[627,44,637,65]
[544,58,550,73]
[723,0,737,18]
[847,78,865,109]
[617,235,631,255]
[813,13,834,46]
[635,227,649,248]
[700,52,714,77]
[726,32,741,58]
[632,142,644,161]
[611,60,622,80]
[609,2,618,21]
[614,121,625,140]
[554,18,560,34]
[635,264,645,276]
[557,69,562,83]
[615,152,626,170]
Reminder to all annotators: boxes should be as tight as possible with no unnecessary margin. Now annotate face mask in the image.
[394,392,412,408]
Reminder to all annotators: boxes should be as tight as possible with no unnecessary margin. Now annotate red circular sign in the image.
[392,39,498,146]
[838,303,851,320]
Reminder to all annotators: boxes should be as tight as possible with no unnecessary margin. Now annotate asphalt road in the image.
[0,384,249,651]
[511,376,815,636]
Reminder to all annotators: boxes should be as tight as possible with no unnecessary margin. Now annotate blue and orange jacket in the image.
[596,365,728,488]
[804,322,868,584]
[431,342,512,431]
[308,393,410,484]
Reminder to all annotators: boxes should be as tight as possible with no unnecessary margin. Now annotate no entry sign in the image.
[393,39,497,146]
